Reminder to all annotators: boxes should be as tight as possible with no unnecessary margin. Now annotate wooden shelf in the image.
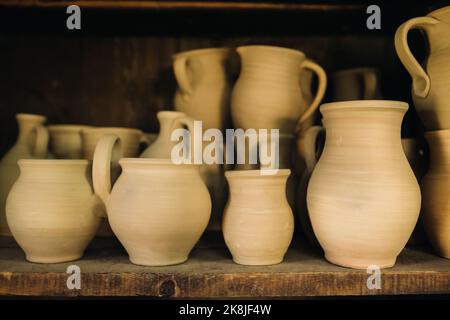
[1,235,449,298]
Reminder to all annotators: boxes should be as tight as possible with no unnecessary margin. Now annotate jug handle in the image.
[394,16,439,98]
[297,59,327,132]
[173,56,193,97]
[298,125,324,174]
[31,125,49,158]
[362,70,378,99]
[93,134,122,211]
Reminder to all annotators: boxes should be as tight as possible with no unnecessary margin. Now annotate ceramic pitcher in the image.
[231,45,327,134]
[332,68,382,101]
[48,125,93,159]
[223,169,294,266]
[6,159,102,263]
[0,113,49,236]
[174,48,232,132]
[421,130,450,258]
[306,100,421,269]
[395,6,450,130]
[93,135,211,266]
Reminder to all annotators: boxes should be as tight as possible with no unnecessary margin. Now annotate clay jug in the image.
[395,6,450,130]
[231,45,327,134]
[48,125,93,159]
[6,159,102,263]
[93,135,211,266]
[306,101,421,269]
[0,113,49,236]
[332,68,382,101]
[421,130,450,258]
[223,169,294,265]
[174,48,232,132]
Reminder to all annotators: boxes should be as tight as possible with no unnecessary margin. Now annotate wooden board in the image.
[0,236,449,298]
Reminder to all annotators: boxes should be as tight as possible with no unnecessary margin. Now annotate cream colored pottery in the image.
[422,130,450,258]
[306,101,421,269]
[395,6,450,130]
[93,135,211,266]
[231,45,327,134]
[140,111,194,158]
[174,48,232,131]
[332,68,382,101]
[0,113,49,236]
[223,169,294,265]
[82,127,146,160]
[402,138,428,246]
[48,125,93,159]
[6,160,102,263]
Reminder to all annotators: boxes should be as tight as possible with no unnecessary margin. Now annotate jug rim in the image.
[236,45,305,58]
[320,100,408,112]
[18,159,91,167]
[48,124,93,132]
[119,158,202,167]
[429,6,450,19]
[16,113,46,122]
[173,47,230,59]
[82,127,143,135]
[225,169,291,178]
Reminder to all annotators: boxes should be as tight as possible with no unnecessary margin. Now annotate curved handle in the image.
[297,59,327,130]
[394,16,439,98]
[93,134,122,212]
[299,126,324,173]
[173,56,193,96]
[31,125,49,158]
[362,70,378,99]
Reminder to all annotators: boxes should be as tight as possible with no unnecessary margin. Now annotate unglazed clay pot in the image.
[395,6,450,130]
[231,45,327,134]
[0,113,49,236]
[223,169,294,265]
[174,48,232,131]
[421,130,450,258]
[6,160,102,263]
[307,101,421,269]
[140,111,194,159]
[332,68,382,101]
[93,135,211,266]
[48,125,93,159]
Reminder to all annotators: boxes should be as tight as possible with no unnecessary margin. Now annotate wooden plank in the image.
[0,238,449,297]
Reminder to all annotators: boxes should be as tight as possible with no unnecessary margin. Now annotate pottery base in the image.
[325,252,396,270]
[129,256,188,267]
[26,253,83,264]
[233,256,284,266]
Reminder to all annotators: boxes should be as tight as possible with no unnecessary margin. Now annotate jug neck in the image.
[176,48,229,80]
[16,114,46,143]
[426,131,450,170]
[157,112,186,137]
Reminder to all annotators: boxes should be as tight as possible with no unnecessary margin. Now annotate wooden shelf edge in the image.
[1,270,450,298]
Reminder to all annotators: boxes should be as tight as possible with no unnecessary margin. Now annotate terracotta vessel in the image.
[231,45,327,134]
[421,130,450,258]
[48,125,93,159]
[332,68,382,101]
[395,6,450,130]
[93,135,211,266]
[0,114,49,236]
[140,111,193,159]
[402,138,428,246]
[174,48,232,131]
[82,127,146,160]
[6,160,102,263]
[306,101,421,269]
[223,169,294,265]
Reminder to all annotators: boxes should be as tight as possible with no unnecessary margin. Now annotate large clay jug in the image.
[6,159,102,263]
[231,45,327,134]
[332,68,382,101]
[174,48,232,132]
[395,6,450,130]
[306,100,421,269]
[93,135,211,266]
[0,113,49,236]
[223,169,294,266]
[421,130,450,258]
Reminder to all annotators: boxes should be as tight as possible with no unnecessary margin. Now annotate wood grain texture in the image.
[0,237,449,297]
